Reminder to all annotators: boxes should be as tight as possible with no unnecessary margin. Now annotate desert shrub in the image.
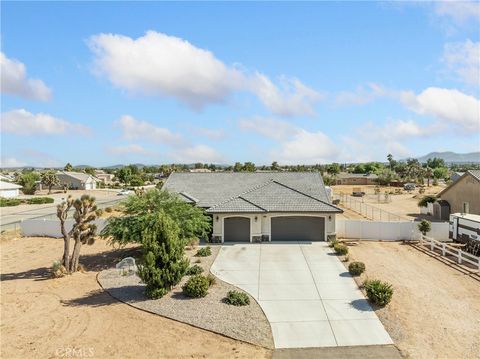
[417,195,436,208]
[364,279,393,306]
[25,197,54,204]
[105,206,113,213]
[182,275,209,298]
[51,260,67,278]
[418,220,432,236]
[0,198,21,207]
[328,238,339,248]
[196,246,212,257]
[224,290,250,306]
[206,273,216,286]
[333,243,349,255]
[186,264,204,275]
[348,261,366,276]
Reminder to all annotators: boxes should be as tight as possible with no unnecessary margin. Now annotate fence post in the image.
[458,249,462,264]
[441,243,445,256]
[430,237,434,251]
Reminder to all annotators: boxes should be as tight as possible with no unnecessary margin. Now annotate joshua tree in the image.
[41,171,60,194]
[57,195,101,273]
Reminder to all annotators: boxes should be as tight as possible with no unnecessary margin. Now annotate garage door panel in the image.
[271,216,324,241]
[224,217,250,242]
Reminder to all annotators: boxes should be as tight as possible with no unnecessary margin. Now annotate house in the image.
[335,172,378,185]
[164,172,342,243]
[189,168,212,173]
[435,170,480,219]
[0,181,22,197]
[56,171,97,190]
[94,170,115,184]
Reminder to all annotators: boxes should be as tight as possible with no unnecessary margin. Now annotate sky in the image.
[1,1,479,167]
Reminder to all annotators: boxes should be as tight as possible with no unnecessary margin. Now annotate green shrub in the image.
[224,290,250,306]
[25,197,54,205]
[348,261,366,276]
[0,198,21,207]
[146,287,168,299]
[105,206,113,213]
[364,279,393,306]
[417,195,436,208]
[196,246,212,257]
[186,264,204,275]
[418,219,432,236]
[182,275,210,298]
[206,273,216,286]
[328,239,339,248]
[333,243,349,255]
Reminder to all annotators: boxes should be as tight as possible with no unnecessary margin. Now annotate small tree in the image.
[137,212,189,298]
[418,220,432,236]
[41,171,60,194]
[57,195,101,273]
[18,172,40,195]
[64,163,73,171]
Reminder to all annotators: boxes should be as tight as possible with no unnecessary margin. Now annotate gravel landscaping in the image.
[98,245,274,349]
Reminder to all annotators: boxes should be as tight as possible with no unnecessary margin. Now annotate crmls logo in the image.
[55,347,95,358]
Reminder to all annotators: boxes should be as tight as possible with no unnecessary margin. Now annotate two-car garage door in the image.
[223,216,325,242]
[271,216,325,241]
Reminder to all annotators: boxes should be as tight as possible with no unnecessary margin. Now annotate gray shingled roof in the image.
[164,172,342,213]
[468,170,480,181]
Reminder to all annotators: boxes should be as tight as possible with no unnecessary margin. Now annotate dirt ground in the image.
[332,185,446,221]
[347,241,480,359]
[0,236,272,359]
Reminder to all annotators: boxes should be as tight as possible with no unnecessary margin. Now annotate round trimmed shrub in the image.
[224,290,250,306]
[196,246,212,257]
[333,243,349,256]
[105,206,113,213]
[364,279,393,306]
[182,275,209,298]
[348,261,366,276]
[186,264,204,275]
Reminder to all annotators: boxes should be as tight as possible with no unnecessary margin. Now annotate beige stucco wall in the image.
[212,212,337,242]
[440,175,480,215]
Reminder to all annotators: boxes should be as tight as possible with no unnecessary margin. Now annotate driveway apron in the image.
[211,242,393,349]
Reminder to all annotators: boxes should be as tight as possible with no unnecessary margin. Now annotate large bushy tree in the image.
[137,212,189,298]
[18,172,40,195]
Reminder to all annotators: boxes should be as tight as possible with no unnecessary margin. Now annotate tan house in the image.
[94,170,115,184]
[335,173,378,185]
[436,170,480,218]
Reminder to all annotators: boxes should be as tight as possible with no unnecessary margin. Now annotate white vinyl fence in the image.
[21,218,107,238]
[336,219,449,242]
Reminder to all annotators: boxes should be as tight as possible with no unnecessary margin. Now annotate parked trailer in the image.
[449,213,480,256]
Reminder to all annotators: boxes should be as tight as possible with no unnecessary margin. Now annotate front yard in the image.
[347,241,480,359]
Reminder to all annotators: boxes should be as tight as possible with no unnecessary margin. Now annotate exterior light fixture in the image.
[328,215,332,221]
[216,216,219,222]
[254,216,258,222]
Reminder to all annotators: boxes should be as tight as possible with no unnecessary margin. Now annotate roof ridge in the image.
[207,179,274,210]
[270,179,343,212]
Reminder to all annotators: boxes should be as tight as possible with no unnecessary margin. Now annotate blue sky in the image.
[1,1,479,167]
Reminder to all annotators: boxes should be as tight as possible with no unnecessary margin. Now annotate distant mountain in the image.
[416,151,480,164]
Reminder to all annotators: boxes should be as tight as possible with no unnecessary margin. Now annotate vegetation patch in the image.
[186,264,204,275]
[182,275,210,298]
[224,290,250,306]
[364,279,393,306]
[196,246,212,257]
[333,243,349,256]
[0,198,22,207]
[348,261,366,276]
[25,197,54,205]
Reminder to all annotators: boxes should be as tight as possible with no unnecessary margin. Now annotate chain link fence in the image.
[333,193,404,221]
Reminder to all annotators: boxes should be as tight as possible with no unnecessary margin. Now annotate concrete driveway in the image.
[211,242,393,349]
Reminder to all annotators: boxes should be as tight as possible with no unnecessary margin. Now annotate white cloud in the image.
[116,115,184,145]
[1,52,52,101]
[335,83,386,106]
[107,144,153,156]
[238,116,296,141]
[276,129,339,164]
[0,157,26,168]
[250,74,323,116]
[442,40,480,86]
[434,1,480,26]
[89,31,321,116]
[172,144,225,163]
[0,109,91,136]
[400,87,480,132]
[191,127,226,140]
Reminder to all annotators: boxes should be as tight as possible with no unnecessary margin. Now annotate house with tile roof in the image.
[55,171,97,190]
[435,170,480,218]
[164,172,342,243]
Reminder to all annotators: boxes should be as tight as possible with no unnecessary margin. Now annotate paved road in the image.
[211,242,392,349]
[0,191,123,229]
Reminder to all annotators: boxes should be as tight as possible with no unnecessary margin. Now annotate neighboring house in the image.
[56,171,97,190]
[450,172,464,182]
[0,173,15,182]
[164,172,342,243]
[335,173,378,185]
[435,170,480,219]
[94,170,115,184]
[189,168,212,173]
[0,181,22,198]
